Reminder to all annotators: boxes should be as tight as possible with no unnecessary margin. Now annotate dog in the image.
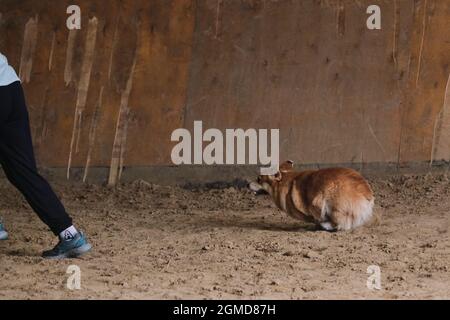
[253,160,375,231]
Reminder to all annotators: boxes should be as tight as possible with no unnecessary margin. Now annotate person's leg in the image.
[0,82,91,258]
[0,82,72,235]
[0,143,73,235]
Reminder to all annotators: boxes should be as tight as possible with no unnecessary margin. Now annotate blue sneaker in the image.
[0,223,8,240]
[42,232,92,259]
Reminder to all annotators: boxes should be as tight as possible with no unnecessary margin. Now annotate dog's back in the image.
[283,168,375,231]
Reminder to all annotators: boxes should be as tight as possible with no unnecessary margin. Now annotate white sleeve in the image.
[0,53,21,86]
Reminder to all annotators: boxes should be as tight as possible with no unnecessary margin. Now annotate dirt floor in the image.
[0,171,449,299]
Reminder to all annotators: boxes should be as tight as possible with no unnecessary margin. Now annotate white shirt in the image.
[0,53,20,86]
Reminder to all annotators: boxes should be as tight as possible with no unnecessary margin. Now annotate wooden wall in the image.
[0,0,449,181]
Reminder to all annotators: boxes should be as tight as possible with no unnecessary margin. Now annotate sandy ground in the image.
[0,171,449,300]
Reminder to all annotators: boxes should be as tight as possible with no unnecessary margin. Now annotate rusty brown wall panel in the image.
[399,0,450,163]
[185,0,449,165]
[0,0,195,173]
[0,0,449,176]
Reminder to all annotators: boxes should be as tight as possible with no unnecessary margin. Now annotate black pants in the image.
[0,81,72,235]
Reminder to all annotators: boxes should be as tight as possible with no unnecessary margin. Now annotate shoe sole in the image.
[0,231,8,241]
[44,243,92,260]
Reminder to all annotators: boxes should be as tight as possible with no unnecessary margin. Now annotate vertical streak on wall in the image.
[214,0,223,39]
[83,86,104,183]
[415,0,428,88]
[64,29,77,86]
[367,123,387,159]
[392,0,398,67]
[118,118,129,180]
[48,31,56,71]
[108,56,136,186]
[336,1,345,38]
[19,15,38,83]
[67,17,98,179]
[37,86,49,146]
[108,13,120,80]
[430,108,443,166]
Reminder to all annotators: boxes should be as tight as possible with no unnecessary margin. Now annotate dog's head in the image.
[254,160,294,195]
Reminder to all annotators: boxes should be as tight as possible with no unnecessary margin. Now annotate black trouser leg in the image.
[0,81,72,235]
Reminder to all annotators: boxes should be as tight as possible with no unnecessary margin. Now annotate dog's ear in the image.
[274,171,282,181]
[280,160,294,173]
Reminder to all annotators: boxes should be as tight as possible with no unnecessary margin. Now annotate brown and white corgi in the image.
[254,161,375,231]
